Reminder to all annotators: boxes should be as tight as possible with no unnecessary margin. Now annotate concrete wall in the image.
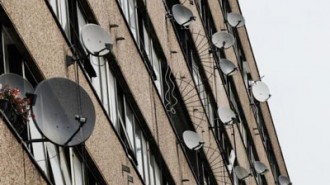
[0,118,47,185]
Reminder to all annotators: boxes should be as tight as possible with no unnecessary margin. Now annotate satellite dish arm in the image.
[181,16,196,27]
[63,115,87,146]
[235,20,242,28]
[93,43,112,56]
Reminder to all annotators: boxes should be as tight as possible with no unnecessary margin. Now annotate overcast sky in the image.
[238,0,330,184]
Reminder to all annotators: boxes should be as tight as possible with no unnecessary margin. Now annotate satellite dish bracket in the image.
[180,16,196,29]
[192,141,205,150]
[63,115,87,146]
[93,43,112,56]
[66,55,87,67]
[235,21,242,28]
[241,173,252,180]
[227,67,238,76]
[109,24,119,29]
[165,12,173,19]
[26,138,48,144]
[248,80,256,86]
[116,37,125,42]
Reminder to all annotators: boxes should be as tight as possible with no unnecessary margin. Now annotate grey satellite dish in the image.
[253,161,268,174]
[33,78,95,146]
[0,73,34,98]
[218,107,236,125]
[251,81,271,102]
[219,59,237,76]
[182,130,204,150]
[278,175,291,185]
[227,12,245,28]
[234,166,251,180]
[80,24,113,56]
[211,31,235,49]
[172,4,195,27]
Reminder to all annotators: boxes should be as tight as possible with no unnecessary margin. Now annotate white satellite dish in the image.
[253,161,268,174]
[211,31,235,49]
[227,13,245,28]
[234,166,251,180]
[0,73,34,99]
[251,81,271,102]
[172,4,195,27]
[182,130,204,150]
[278,175,291,185]
[80,24,113,56]
[219,59,237,76]
[218,107,236,125]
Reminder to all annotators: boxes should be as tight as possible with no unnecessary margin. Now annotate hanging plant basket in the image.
[0,84,30,139]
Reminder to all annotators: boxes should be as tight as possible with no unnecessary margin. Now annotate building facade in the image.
[0,0,290,185]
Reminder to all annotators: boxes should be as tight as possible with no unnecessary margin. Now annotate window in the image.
[195,0,216,39]
[118,0,139,43]
[48,0,71,37]
[115,84,172,185]
[28,131,104,185]
[142,23,163,99]
[0,25,37,84]
[192,56,214,124]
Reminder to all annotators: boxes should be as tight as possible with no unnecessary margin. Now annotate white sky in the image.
[238,0,330,184]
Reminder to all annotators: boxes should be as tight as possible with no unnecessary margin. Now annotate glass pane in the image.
[106,62,117,126]
[100,58,110,113]
[59,148,72,185]
[128,0,138,41]
[29,121,48,174]
[142,137,149,185]
[135,126,144,179]
[71,150,84,185]
[47,143,65,185]
[154,161,162,185]
[124,98,135,150]
[91,56,101,98]
[122,0,129,20]
[59,0,70,36]
[2,27,22,75]
[149,154,155,185]
[48,0,58,14]
[77,4,87,35]
[143,24,150,60]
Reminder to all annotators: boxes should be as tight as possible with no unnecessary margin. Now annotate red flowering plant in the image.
[0,84,31,123]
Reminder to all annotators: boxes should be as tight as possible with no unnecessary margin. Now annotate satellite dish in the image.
[217,107,236,125]
[0,73,34,98]
[234,166,251,180]
[278,175,291,185]
[80,24,113,56]
[182,130,204,150]
[211,31,235,49]
[251,81,271,102]
[33,78,96,146]
[172,4,195,27]
[227,13,245,28]
[253,161,268,174]
[219,59,237,76]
